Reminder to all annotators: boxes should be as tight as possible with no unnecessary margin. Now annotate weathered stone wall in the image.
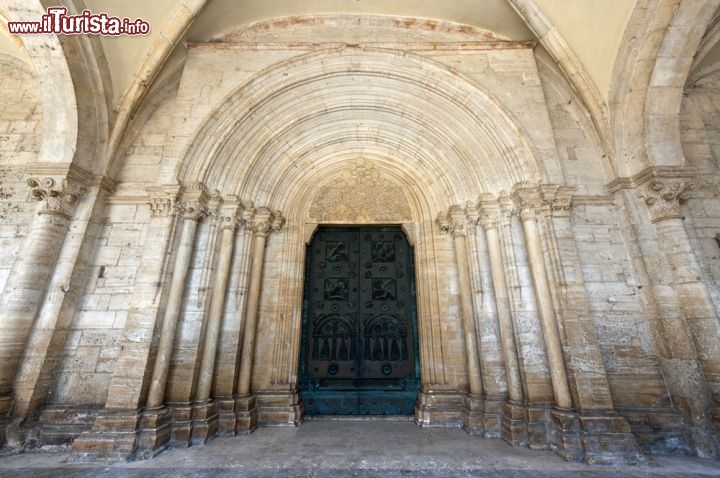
[571,202,668,407]
[538,57,669,410]
[0,56,42,293]
[50,93,179,405]
[0,56,44,410]
[680,80,720,312]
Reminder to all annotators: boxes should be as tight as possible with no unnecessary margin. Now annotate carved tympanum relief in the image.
[308,159,412,223]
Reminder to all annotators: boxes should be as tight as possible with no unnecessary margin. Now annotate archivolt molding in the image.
[175,46,548,214]
[1,1,77,169]
[610,0,718,178]
[644,1,717,171]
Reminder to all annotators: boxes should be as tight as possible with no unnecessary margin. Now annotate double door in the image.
[300,226,420,415]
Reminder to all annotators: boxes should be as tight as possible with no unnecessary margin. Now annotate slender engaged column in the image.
[514,191,572,410]
[236,209,284,398]
[479,204,523,404]
[213,204,255,434]
[439,207,483,397]
[146,197,206,410]
[196,204,240,402]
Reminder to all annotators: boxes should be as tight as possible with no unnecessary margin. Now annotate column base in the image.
[235,394,258,433]
[527,405,550,449]
[482,396,504,438]
[215,396,237,436]
[415,390,464,427]
[191,400,219,445]
[168,403,192,448]
[69,410,142,462]
[548,409,643,464]
[461,393,484,436]
[256,389,303,426]
[135,407,173,460]
[547,408,582,461]
[578,413,642,464]
[2,416,38,450]
[501,402,528,447]
[39,405,100,446]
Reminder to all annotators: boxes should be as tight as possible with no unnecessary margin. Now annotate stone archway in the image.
[167,45,549,426]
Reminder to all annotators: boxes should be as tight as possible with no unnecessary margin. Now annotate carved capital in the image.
[541,185,574,217]
[240,202,256,233]
[27,176,86,218]
[512,186,541,223]
[204,191,223,220]
[149,197,180,217]
[180,201,207,221]
[478,195,501,231]
[248,207,284,238]
[147,185,182,217]
[437,205,469,238]
[639,180,691,223]
[465,202,481,235]
[480,212,501,231]
[217,196,243,231]
[179,182,209,221]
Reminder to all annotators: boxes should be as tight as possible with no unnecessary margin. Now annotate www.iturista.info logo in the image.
[7,7,150,36]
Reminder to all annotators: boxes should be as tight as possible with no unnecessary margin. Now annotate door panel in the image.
[300,226,420,415]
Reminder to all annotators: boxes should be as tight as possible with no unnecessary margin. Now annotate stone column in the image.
[214,204,255,434]
[438,206,484,434]
[192,199,242,444]
[478,197,526,445]
[640,179,720,453]
[11,174,113,424]
[0,174,84,443]
[466,205,506,436]
[236,208,284,432]
[514,189,572,411]
[539,186,640,464]
[138,187,207,457]
[146,199,206,409]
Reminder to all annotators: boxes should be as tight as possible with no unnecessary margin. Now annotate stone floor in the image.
[1,419,720,477]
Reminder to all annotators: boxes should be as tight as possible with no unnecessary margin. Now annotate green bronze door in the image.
[300,226,420,415]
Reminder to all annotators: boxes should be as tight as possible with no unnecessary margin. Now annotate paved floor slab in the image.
[1,420,720,477]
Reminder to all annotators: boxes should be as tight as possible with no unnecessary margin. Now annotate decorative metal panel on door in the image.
[300,226,420,415]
